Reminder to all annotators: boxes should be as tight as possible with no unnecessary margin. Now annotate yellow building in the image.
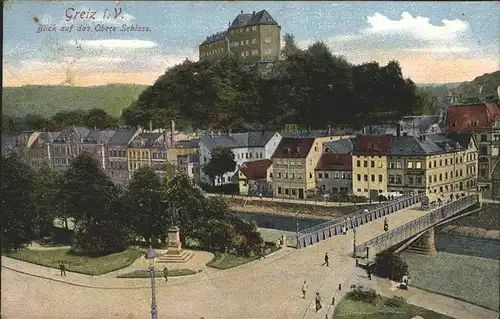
[352,135,393,200]
[238,159,273,196]
[127,133,163,178]
[424,133,478,194]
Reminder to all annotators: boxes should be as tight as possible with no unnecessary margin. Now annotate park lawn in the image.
[402,251,500,311]
[334,296,453,319]
[206,252,258,270]
[4,247,145,276]
[117,269,197,278]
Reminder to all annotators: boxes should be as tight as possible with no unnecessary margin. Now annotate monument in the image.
[157,204,194,263]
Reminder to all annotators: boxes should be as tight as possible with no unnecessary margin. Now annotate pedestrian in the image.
[59,262,66,277]
[384,218,389,231]
[301,280,308,299]
[367,266,372,280]
[322,252,329,267]
[163,266,168,282]
[315,292,322,312]
[259,245,266,260]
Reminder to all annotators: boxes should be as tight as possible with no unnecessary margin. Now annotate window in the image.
[296,160,302,166]
[378,175,383,182]
[433,160,437,167]
[407,161,413,169]
[439,159,442,166]
[357,160,361,167]
[389,161,395,169]
[249,153,253,158]
[252,26,257,31]
[445,159,448,165]
[481,134,487,142]
[357,174,361,181]
[416,161,422,169]
[319,173,323,178]
[371,175,375,182]
[416,176,422,184]
[378,161,383,168]
[292,189,297,195]
[277,187,282,194]
[245,153,248,158]
[445,172,448,179]
[396,175,402,184]
[284,173,288,179]
[439,173,442,181]
[309,172,313,178]
[290,160,295,166]
[252,38,257,44]
[429,161,432,168]
[276,159,281,165]
[364,161,368,167]
[291,173,295,179]
[370,161,375,168]
[396,161,402,168]
[325,173,329,179]
[408,176,414,184]
[364,174,368,181]
[277,172,281,178]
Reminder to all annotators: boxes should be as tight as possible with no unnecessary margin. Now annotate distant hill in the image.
[2,84,148,118]
[417,71,500,109]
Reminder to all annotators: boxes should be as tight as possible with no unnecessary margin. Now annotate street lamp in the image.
[352,227,357,258]
[146,246,159,319]
[295,211,300,248]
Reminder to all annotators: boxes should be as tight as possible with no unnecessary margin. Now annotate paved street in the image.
[2,203,498,319]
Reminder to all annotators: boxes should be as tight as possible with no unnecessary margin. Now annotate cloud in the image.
[364,12,469,41]
[68,39,158,49]
[403,47,470,53]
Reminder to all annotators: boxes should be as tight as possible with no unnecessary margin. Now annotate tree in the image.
[84,108,119,129]
[374,251,409,281]
[1,154,37,251]
[56,152,130,255]
[32,164,61,238]
[125,166,169,245]
[202,148,236,186]
[281,33,301,59]
[1,115,16,134]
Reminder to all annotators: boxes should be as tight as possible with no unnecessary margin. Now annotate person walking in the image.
[384,217,389,231]
[59,262,66,277]
[315,292,322,312]
[367,266,372,280]
[259,245,266,260]
[163,266,169,282]
[301,280,308,299]
[322,252,329,267]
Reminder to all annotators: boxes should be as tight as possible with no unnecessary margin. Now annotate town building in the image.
[127,132,164,179]
[167,139,199,166]
[386,133,478,196]
[315,153,352,195]
[445,103,500,186]
[352,135,393,199]
[107,127,142,186]
[177,154,201,184]
[26,132,54,169]
[199,10,281,66]
[199,131,282,185]
[237,159,273,196]
[51,126,91,171]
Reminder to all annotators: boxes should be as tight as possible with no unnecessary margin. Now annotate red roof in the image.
[446,103,500,132]
[239,159,272,180]
[315,153,352,171]
[352,135,393,156]
[272,138,315,158]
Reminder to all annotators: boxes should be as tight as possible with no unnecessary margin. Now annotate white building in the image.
[199,131,282,185]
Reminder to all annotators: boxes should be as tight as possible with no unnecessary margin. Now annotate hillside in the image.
[418,70,500,109]
[2,84,148,118]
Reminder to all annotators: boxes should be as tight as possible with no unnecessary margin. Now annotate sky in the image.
[3,1,499,87]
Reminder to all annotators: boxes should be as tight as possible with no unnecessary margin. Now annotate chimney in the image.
[396,124,401,137]
[171,119,175,148]
[149,120,153,132]
[163,130,169,148]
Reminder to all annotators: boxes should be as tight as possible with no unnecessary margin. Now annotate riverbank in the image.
[439,225,500,239]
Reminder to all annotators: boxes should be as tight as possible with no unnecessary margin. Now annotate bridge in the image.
[353,194,480,259]
[297,193,425,249]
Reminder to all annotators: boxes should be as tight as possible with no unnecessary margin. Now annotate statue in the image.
[170,203,179,226]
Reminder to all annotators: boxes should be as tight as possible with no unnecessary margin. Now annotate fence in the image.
[297,193,424,249]
[353,194,478,257]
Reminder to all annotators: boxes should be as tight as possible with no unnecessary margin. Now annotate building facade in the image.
[445,103,500,186]
[199,10,281,64]
[315,153,352,195]
[352,135,393,199]
[127,133,163,179]
[199,131,282,185]
[177,154,201,184]
[237,159,273,196]
[108,128,141,186]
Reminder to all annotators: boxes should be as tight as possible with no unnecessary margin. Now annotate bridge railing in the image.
[353,194,478,257]
[297,193,424,249]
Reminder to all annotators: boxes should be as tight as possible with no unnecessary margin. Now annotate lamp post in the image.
[295,211,300,248]
[146,246,159,319]
[352,227,357,258]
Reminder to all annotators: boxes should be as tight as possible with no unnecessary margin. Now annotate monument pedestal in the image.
[157,226,193,264]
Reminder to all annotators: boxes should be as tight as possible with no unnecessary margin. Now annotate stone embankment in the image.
[440,225,500,240]
[229,204,337,220]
